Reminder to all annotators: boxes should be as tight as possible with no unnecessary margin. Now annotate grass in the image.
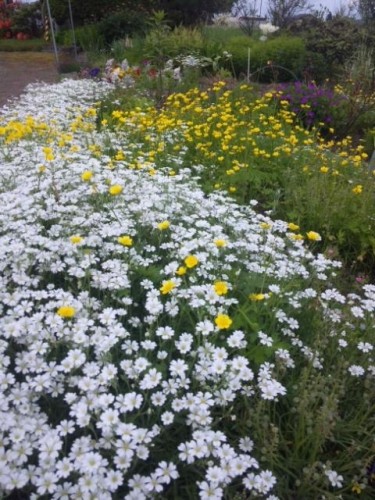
[0,38,49,52]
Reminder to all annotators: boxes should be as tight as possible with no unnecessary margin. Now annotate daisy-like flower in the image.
[118,235,133,246]
[157,220,170,230]
[57,305,76,319]
[214,314,232,330]
[81,170,93,181]
[249,293,265,301]
[352,184,363,194]
[213,281,228,296]
[306,231,321,241]
[70,235,84,244]
[184,255,199,268]
[160,280,176,295]
[287,222,299,231]
[176,266,187,276]
[109,184,123,195]
[214,239,227,247]
[325,469,343,488]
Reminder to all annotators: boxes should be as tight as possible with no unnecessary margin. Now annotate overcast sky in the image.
[258,0,355,16]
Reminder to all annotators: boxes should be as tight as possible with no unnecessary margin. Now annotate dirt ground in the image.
[0,52,59,108]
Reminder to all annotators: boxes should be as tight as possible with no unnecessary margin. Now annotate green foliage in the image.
[358,0,375,25]
[9,2,42,37]
[98,10,147,46]
[159,25,205,58]
[267,0,312,28]
[227,35,306,82]
[48,0,155,26]
[48,0,234,28]
[330,45,375,139]
[110,37,145,65]
[156,0,236,25]
[284,15,375,80]
[202,25,244,45]
[56,24,105,53]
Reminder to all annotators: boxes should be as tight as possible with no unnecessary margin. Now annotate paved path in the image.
[0,52,59,108]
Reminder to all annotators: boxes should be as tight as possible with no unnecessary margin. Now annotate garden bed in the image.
[0,77,374,499]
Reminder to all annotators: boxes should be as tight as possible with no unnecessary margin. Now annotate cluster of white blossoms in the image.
[0,79,374,498]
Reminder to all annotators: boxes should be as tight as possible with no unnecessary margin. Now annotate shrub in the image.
[227,36,306,82]
[76,24,105,53]
[56,24,105,54]
[98,10,147,46]
[2,2,42,38]
[275,81,348,132]
[144,24,205,67]
[284,15,375,81]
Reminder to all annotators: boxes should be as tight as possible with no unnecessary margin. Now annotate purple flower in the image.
[90,68,100,78]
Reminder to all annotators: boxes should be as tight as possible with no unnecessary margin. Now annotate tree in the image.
[46,0,157,26]
[267,0,313,28]
[357,0,375,25]
[46,0,236,27]
[157,0,236,25]
[232,0,264,35]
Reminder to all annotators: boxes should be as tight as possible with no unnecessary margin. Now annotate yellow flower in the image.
[351,483,362,494]
[306,231,321,241]
[260,222,272,230]
[160,280,176,295]
[57,305,76,319]
[184,255,199,268]
[287,222,299,231]
[214,239,227,248]
[291,233,304,241]
[214,281,228,296]
[215,314,232,330]
[38,165,46,174]
[176,266,187,276]
[42,146,54,162]
[352,184,363,195]
[249,293,265,301]
[117,235,133,247]
[157,220,170,230]
[70,235,84,245]
[109,184,123,196]
[81,170,93,181]
[320,166,329,173]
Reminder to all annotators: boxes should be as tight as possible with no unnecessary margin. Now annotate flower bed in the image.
[0,79,374,498]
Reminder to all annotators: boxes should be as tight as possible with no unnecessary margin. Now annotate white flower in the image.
[348,365,365,377]
[325,469,343,488]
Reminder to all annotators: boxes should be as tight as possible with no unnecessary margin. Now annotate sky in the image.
[258,0,354,16]
[249,0,352,16]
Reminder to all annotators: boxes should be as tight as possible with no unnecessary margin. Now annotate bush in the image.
[144,24,205,67]
[3,2,42,38]
[98,10,147,46]
[227,36,306,82]
[275,81,348,132]
[57,24,105,53]
[284,15,375,81]
[159,25,205,58]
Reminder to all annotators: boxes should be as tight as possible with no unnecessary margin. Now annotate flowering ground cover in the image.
[97,81,375,274]
[0,79,374,499]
